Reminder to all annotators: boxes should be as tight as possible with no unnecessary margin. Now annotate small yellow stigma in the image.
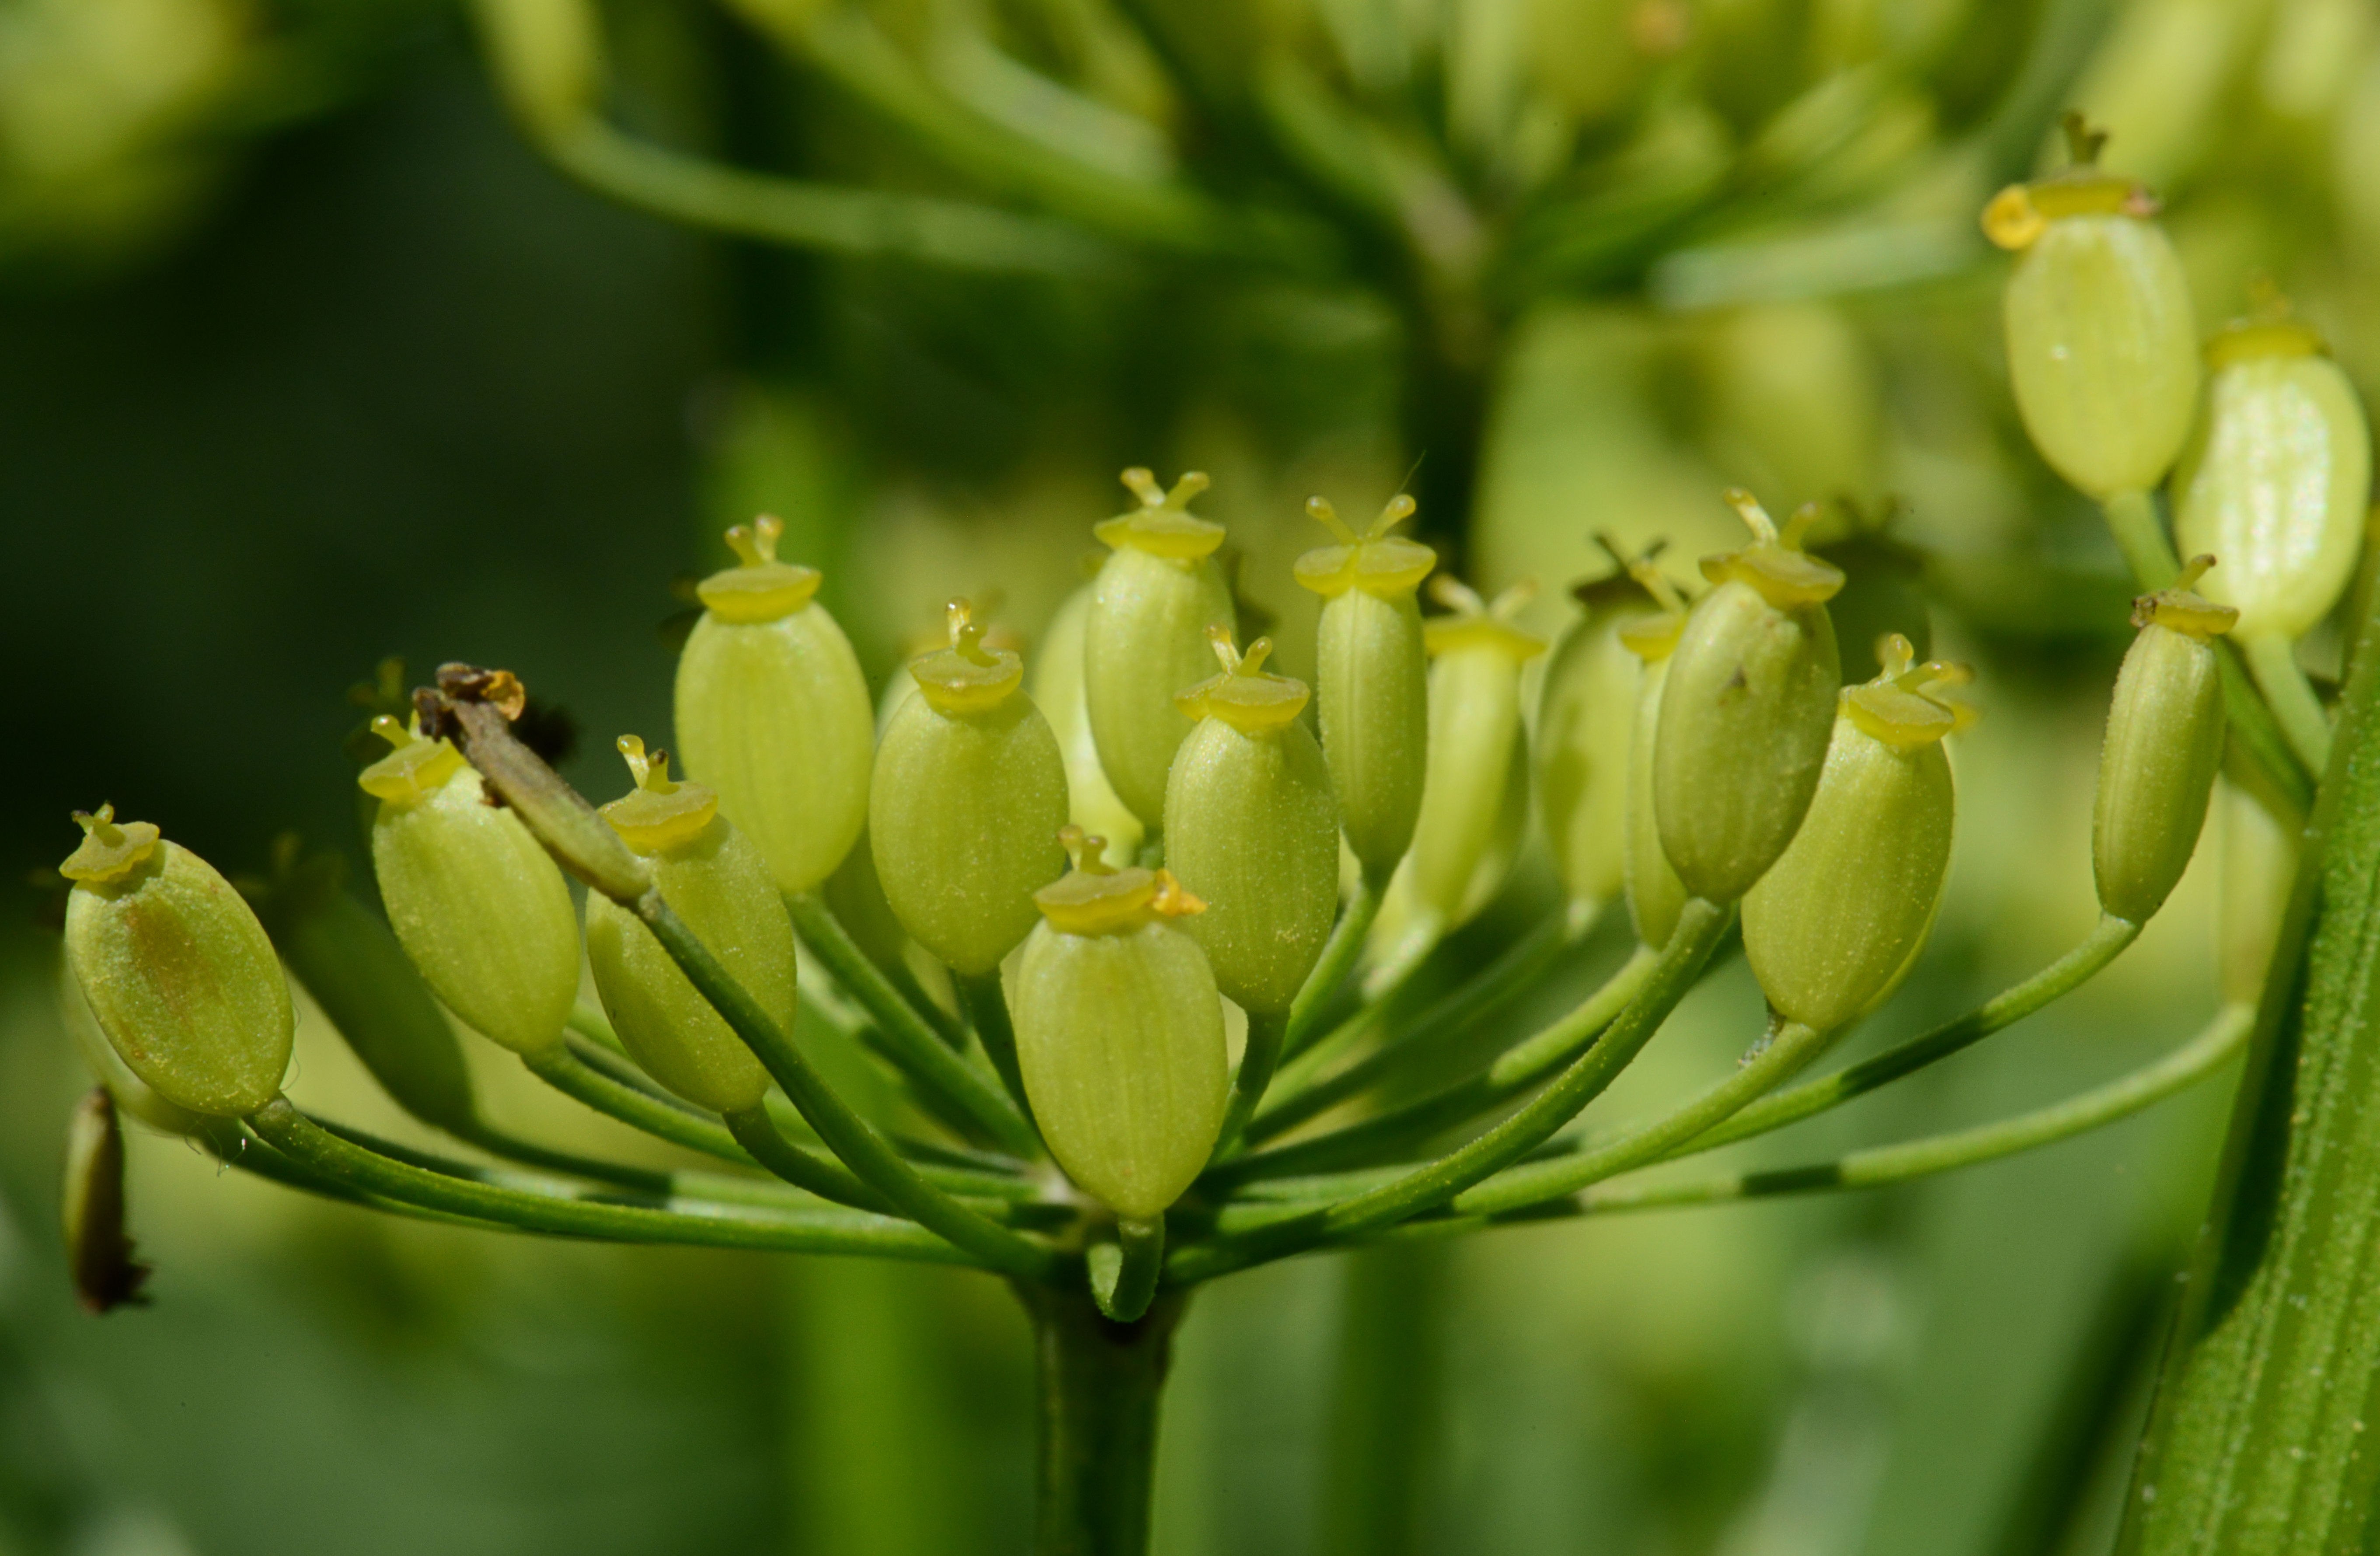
[1596,536,1693,664]
[1034,825,1206,935]
[1700,490,1846,609]
[2135,554,2240,640]
[1843,633,1979,748]
[600,734,720,855]
[2207,284,2326,370]
[1293,493,1436,599]
[1981,116,2159,252]
[696,514,825,623]
[356,714,467,804]
[59,804,162,885]
[1422,574,1547,661]
[910,597,1025,715]
[1094,469,1227,561]
[1175,624,1312,734]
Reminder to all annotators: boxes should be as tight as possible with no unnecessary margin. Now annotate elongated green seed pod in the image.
[1413,577,1547,922]
[673,515,875,894]
[361,717,580,1055]
[1013,831,1227,1218]
[2095,559,2236,923]
[1986,147,2199,499]
[1035,583,1145,859]
[870,600,1070,976]
[1743,637,1969,1031]
[61,808,293,1117]
[2173,314,2373,640]
[1537,554,1668,930]
[254,857,478,1137]
[63,1089,147,1314]
[1654,491,1845,903]
[1618,565,1694,948]
[585,737,792,1114]
[1084,469,1237,828]
[2218,782,2294,1007]
[1294,494,1436,876]
[1164,627,1341,1014]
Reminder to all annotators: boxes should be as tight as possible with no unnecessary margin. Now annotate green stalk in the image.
[1450,1017,1840,1214]
[2116,569,2380,1549]
[1338,1001,2254,1235]
[2241,630,2333,775]
[1208,941,1660,1187]
[2102,488,2315,824]
[725,1106,894,1211]
[1277,871,1387,1063]
[644,895,1062,1281]
[1089,1217,1164,1323]
[1251,911,1582,1142]
[790,892,1043,1158]
[1017,1283,1185,1556]
[244,1100,978,1264]
[1170,899,1732,1281]
[521,1042,757,1166]
[1669,915,2140,1159]
[1211,1011,1288,1159]
[958,970,1036,1128]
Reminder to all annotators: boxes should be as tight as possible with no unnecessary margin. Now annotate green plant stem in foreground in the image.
[1018,1284,1185,1556]
[2101,488,2316,824]
[1171,900,1733,1282]
[959,970,1036,1126]
[2119,573,2380,1550]
[1669,913,2142,1159]
[1090,1216,1164,1322]
[2241,630,2334,776]
[244,1100,976,1263]
[1359,1001,2255,1235]
[788,892,1042,1158]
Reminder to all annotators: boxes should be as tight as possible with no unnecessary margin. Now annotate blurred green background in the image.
[3,0,2376,1549]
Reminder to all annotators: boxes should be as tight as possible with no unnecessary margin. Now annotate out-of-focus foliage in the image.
[3,0,2375,1549]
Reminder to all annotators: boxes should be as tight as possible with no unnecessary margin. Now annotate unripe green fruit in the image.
[870,600,1070,976]
[1988,172,2199,498]
[1618,574,1694,948]
[1295,494,1436,876]
[1035,584,1146,860]
[2173,320,2373,640]
[59,951,207,1138]
[1164,628,1341,1014]
[1013,833,1227,1218]
[2095,561,2235,923]
[1654,492,1845,904]
[1084,469,1237,828]
[585,737,791,1114]
[61,808,293,1117]
[361,718,581,1055]
[1538,560,1669,927]
[1409,576,1547,924]
[674,515,874,894]
[1743,637,1968,1031]
[2218,782,2293,1007]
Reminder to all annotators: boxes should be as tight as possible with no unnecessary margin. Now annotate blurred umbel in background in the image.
[5,0,2379,1552]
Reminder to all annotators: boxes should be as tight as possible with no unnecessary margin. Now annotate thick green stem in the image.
[789,892,1042,1157]
[1018,1284,1185,1556]
[2117,554,2380,1549]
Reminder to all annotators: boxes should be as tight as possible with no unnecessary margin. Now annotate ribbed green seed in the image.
[2095,559,2235,923]
[61,808,293,1117]
[1012,832,1226,1218]
[1987,152,2199,499]
[1295,494,1436,877]
[361,717,580,1055]
[585,738,792,1114]
[1743,637,1968,1031]
[1616,564,1694,948]
[59,953,207,1138]
[871,600,1070,976]
[1537,554,1668,930]
[1164,628,1341,1014]
[1035,583,1146,860]
[2173,316,2373,640]
[673,514,874,894]
[1653,491,1845,904]
[1084,469,1237,828]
